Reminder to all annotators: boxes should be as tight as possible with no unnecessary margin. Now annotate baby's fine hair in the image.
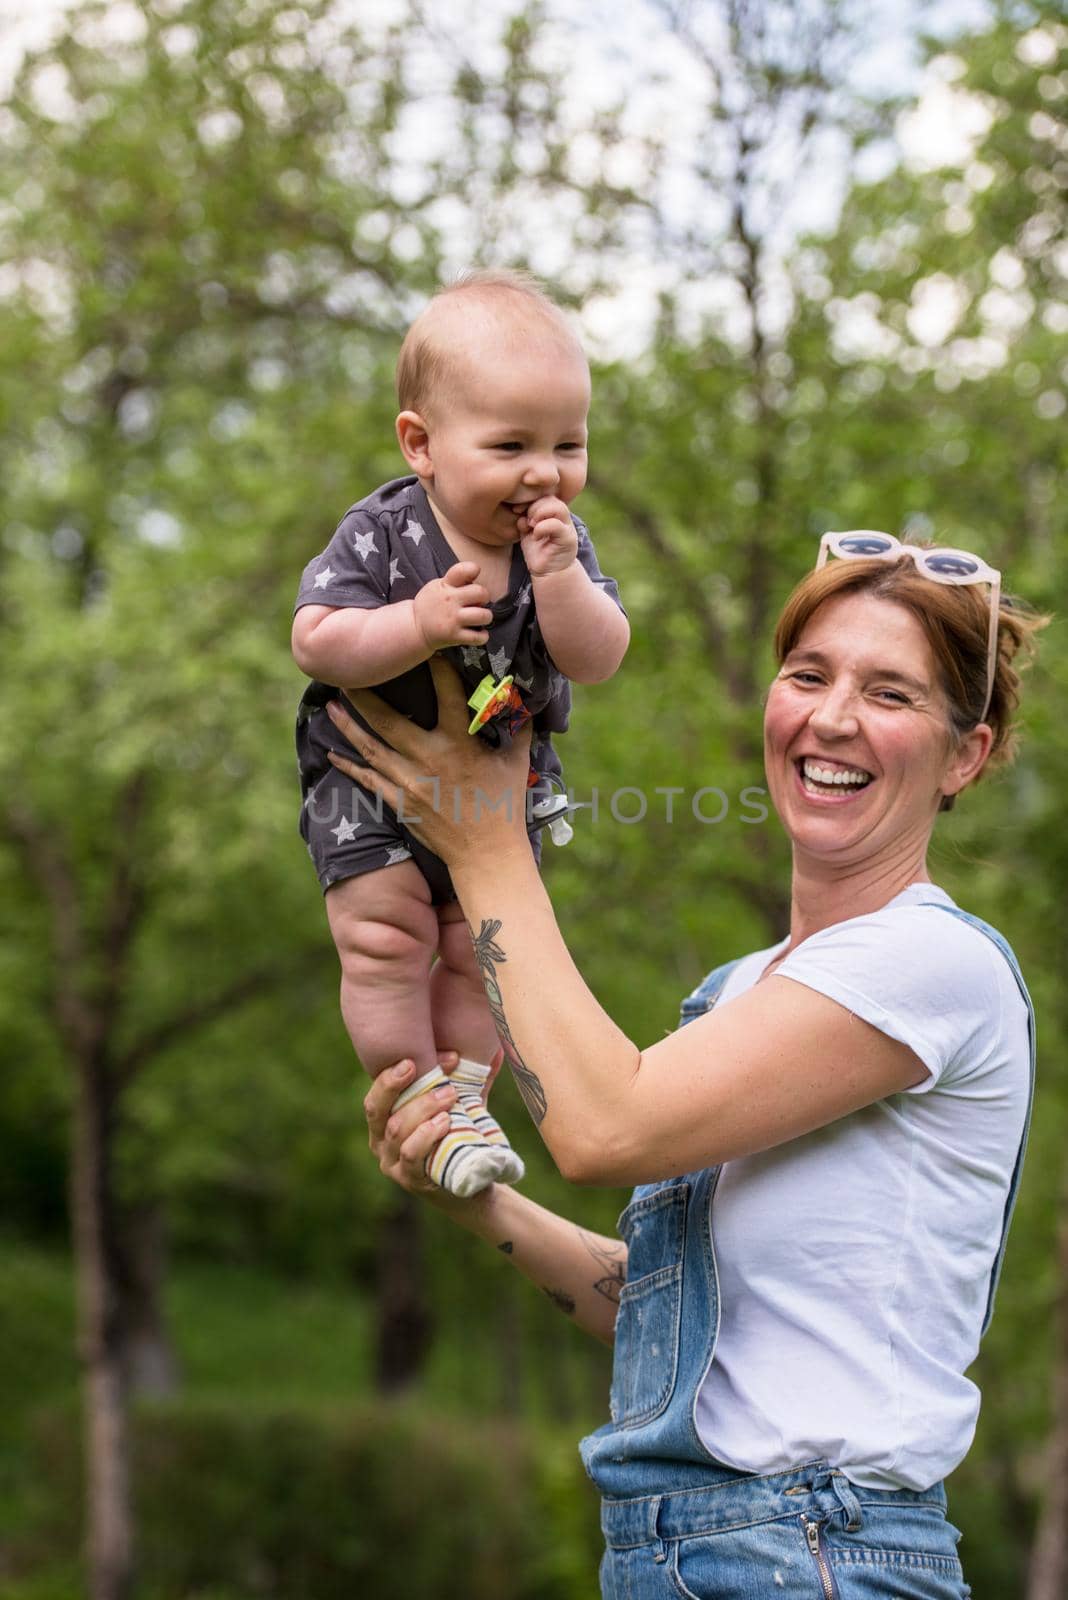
[396,268,585,417]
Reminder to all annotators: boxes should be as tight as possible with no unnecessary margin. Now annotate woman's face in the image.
[764,591,977,870]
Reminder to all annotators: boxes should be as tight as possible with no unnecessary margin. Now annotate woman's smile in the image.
[794,756,876,802]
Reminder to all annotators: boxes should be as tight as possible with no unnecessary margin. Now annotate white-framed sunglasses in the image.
[816,530,1001,722]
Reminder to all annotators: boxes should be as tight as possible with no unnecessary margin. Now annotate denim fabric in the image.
[598,1461,970,1598]
[582,907,1034,1597]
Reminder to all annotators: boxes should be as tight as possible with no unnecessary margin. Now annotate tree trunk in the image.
[1027,1173,1068,1600]
[373,1194,433,1392]
[119,1201,181,1398]
[71,1058,133,1600]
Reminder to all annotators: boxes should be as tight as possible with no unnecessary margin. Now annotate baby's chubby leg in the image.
[325,860,440,1079]
[431,909,524,1186]
[325,863,508,1196]
[431,905,502,1067]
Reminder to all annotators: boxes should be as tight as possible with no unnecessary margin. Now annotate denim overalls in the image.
[581,906,1035,1599]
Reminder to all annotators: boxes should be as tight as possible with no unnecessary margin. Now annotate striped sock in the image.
[452,1059,525,1186]
[393,1066,507,1197]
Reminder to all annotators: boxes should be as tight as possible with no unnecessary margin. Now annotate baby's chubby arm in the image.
[519,499,630,685]
[292,563,494,688]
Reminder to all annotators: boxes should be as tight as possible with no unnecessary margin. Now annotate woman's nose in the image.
[808,688,860,739]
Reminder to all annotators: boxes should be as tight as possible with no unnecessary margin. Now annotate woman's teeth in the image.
[801,760,872,794]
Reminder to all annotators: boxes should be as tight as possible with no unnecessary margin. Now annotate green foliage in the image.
[11,1398,601,1600]
[1,0,1067,1594]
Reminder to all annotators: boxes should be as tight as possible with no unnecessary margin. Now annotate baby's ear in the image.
[396,411,433,476]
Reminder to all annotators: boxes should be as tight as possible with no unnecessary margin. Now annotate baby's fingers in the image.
[458,605,493,628]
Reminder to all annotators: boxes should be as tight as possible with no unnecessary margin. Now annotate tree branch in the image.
[586,471,750,703]
[115,944,328,1088]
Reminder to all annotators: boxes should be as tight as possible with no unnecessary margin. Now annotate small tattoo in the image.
[497,1240,514,1254]
[469,917,548,1125]
[578,1228,626,1305]
[542,1286,576,1315]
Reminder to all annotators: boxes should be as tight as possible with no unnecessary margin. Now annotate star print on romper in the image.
[352,529,378,559]
[331,815,361,844]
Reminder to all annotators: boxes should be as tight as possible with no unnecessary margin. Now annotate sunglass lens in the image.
[838,535,894,556]
[924,553,980,577]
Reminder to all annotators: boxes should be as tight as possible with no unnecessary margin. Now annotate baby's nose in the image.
[522,453,560,487]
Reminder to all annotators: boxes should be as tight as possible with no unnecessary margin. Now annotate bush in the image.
[15,1399,603,1600]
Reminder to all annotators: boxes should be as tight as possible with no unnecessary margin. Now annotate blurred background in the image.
[0,0,1065,1596]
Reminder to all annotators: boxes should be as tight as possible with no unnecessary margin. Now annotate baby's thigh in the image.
[435,905,481,978]
[325,861,437,959]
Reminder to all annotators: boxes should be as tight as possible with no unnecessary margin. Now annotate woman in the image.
[326,534,1042,1598]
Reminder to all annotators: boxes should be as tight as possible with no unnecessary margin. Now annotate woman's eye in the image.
[791,671,822,685]
[875,689,909,705]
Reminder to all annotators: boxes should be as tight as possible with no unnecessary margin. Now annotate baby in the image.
[292,270,629,1196]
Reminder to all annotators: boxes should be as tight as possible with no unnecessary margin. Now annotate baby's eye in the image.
[557,441,586,452]
[492,441,523,452]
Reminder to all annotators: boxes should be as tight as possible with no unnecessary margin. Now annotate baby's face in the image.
[417,336,590,550]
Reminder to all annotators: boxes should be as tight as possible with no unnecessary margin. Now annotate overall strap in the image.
[678,958,744,1028]
[927,903,1037,1333]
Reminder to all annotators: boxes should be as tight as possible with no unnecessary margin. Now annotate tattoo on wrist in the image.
[578,1228,626,1304]
[542,1286,576,1315]
[497,1240,514,1254]
[470,918,548,1125]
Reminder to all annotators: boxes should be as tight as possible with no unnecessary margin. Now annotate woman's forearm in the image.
[450,850,644,1183]
[451,1181,625,1345]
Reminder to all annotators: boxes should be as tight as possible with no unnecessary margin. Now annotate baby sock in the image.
[451,1059,525,1186]
[393,1066,507,1198]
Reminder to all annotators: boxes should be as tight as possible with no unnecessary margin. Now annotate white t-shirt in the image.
[693,883,1031,1491]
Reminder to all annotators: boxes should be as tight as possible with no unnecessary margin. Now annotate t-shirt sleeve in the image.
[294,507,391,613]
[773,906,1006,1093]
[573,515,626,613]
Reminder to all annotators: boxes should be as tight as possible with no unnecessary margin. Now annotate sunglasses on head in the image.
[816,530,1001,723]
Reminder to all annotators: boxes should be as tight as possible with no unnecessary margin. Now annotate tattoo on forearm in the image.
[497,1240,514,1254]
[470,917,548,1126]
[578,1228,627,1304]
[542,1286,576,1315]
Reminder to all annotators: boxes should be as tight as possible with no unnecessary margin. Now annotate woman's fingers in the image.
[325,695,404,766]
[427,653,478,736]
[363,1060,416,1145]
[396,1111,452,1177]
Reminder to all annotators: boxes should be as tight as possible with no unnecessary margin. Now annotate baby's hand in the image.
[518,498,578,577]
[413,562,493,650]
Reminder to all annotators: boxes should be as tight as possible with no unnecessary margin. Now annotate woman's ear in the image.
[941,721,994,803]
[396,411,433,478]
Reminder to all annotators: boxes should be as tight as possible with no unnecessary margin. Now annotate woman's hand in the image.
[326,655,532,868]
[364,1056,460,1202]
[364,1051,504,1212]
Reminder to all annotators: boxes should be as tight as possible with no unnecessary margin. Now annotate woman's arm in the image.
[329,665,927,1185]
[368,1058,625,1345]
